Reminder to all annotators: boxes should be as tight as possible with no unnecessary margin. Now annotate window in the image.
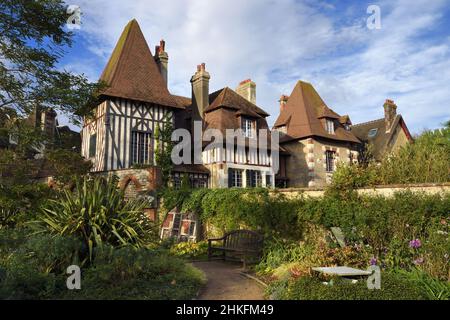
[89,134,97,158]
[171,213,182,237]
[131,131,152,165]
[242,118,255,138]
[173,177,182,189]
[228,169,243,187]
[188,221,196,237]
[246,170,262,187]
[368,128,378,138]
[325,120,335,134]
[266,174,272,187]
[325,150,336,172]
[276,126,287,134]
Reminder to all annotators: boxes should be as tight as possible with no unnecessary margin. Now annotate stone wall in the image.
[274,183,450,198]
[282,138,357,188]
[98,167,162,219]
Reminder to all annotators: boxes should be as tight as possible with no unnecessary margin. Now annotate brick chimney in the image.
[236,79,256,104]
[279,95,289,112]
[383,99,397,132]
[191,63,210,121]
[154,39,169,86]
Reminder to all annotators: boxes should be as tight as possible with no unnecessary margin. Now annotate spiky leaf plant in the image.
[32,176,158,261]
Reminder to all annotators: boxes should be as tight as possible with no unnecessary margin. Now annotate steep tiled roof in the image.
[99,19,181,108]
[351,115,412,160]
[274,81,360,144]
[339,115,352,125]
[205,87,270,117]
[171,95,191,108]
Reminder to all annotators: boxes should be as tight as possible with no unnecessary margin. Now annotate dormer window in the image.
[368,128,378,138]
[242,118,255,138]
[276,126,287,134]
[325,119,335,134]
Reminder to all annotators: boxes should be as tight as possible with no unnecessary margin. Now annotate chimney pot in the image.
[383,99,397,132]
[236,79,256,104]
[154,40,169,86]
[191,63,211,121]
[279,95,289,111]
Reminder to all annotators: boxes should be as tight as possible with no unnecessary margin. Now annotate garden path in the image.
[192,261,265,300]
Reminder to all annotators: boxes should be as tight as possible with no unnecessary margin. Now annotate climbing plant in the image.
[154,115,174,187]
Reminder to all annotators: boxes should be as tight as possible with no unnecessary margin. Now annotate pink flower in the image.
[409,239,422,249]
[413,257,424,265]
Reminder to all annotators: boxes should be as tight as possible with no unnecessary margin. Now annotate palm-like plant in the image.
[32,176,157,260]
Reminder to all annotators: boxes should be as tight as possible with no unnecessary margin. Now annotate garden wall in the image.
[275,183,450,198]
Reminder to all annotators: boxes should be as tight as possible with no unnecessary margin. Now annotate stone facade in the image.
[99,167,162,220]
[274,183,450,199]
[282,137,358,188]
[387,122,410,155]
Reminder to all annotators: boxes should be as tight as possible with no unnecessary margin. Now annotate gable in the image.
[99,19,180,109]
[274,81,360,144]
[351,115,412,160]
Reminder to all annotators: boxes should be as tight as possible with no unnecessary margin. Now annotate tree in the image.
[0,0,104,125]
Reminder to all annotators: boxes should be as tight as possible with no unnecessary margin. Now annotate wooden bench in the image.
[207,230,264,268]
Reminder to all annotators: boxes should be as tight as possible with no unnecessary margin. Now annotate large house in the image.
[81,19,279,191]
[351,99,413,161]
[273,81,360,188]
[81,19,412,193]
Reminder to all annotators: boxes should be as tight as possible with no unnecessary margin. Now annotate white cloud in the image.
[64,0,450,133]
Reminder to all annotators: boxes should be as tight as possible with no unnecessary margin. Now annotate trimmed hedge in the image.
[270,274,426,300]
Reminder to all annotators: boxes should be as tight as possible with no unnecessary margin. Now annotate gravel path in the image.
[193,261,266,300]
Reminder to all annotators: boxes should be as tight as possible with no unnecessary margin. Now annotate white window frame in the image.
[230,169,243,187]
[326,119,335,134]
[131,131,152,165]
[242,118,255,138]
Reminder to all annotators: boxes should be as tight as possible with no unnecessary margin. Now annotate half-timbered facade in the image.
[81,98,174,171]
[82,19,283,190]
[81,19,181,174]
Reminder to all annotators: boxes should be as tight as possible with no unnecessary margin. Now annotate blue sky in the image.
[58,0,450,134]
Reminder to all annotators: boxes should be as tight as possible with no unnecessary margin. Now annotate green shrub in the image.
[162,188,449,281]
[0,231,80,300]
[271,274,426,300]
[0,231,205,300]
[169,241,208,259]
[393,268,450,300]
[329,126,450,188]
[161,188,301,238]
[0,183,55,229]
[32,176,158,260]
[63,246,206,300]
